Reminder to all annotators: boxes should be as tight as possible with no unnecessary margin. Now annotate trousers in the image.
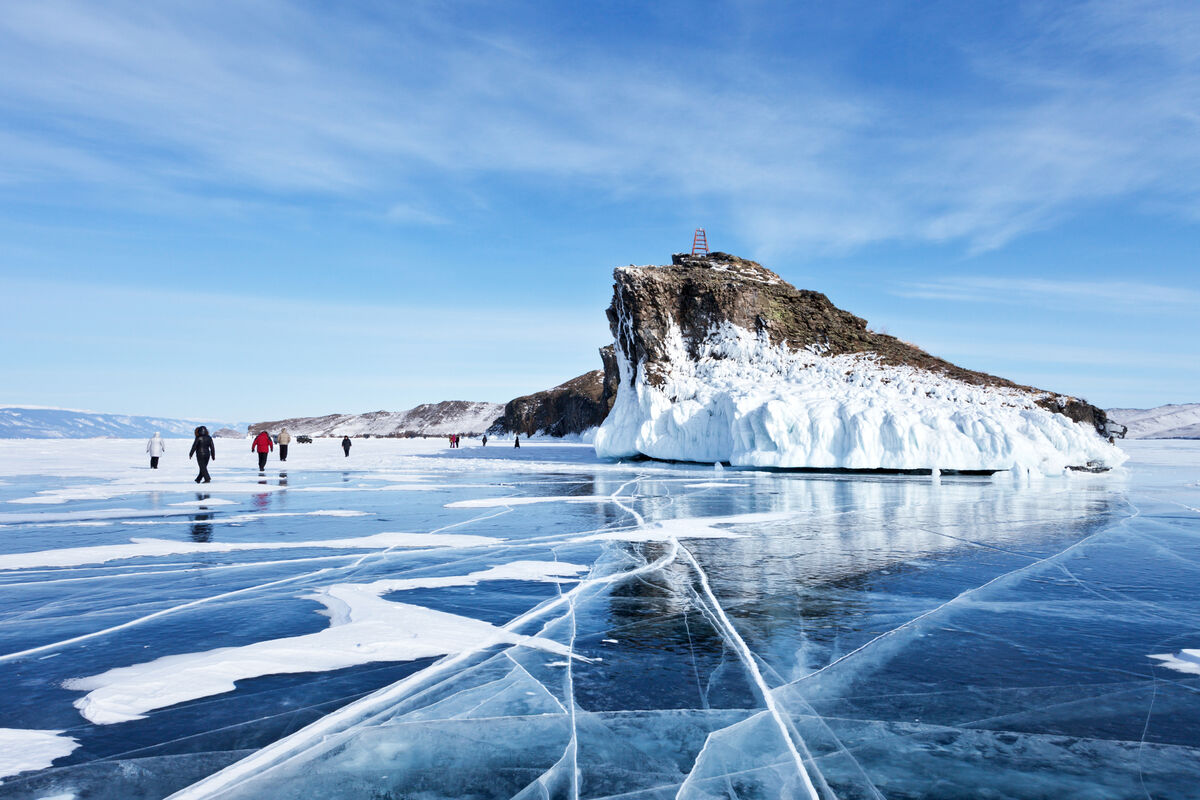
[150,456,159,469]
[279,444,288,461]
[257,451,269,470]
[196,456,211,483]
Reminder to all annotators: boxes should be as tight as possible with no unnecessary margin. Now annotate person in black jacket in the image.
[341,435,352,457]
[189,426,216,483]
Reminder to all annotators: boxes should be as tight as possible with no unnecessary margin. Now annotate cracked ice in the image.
[0,437,1197,799]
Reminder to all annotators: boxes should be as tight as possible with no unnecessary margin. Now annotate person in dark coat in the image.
[481,434,487,447]
[252,430,274,471]
[189,426,216,483]
[342,435,352,457]
[514,434,520,449]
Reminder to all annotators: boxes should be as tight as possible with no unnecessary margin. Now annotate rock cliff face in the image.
[595,252,1124,473]
[489,346,619,437]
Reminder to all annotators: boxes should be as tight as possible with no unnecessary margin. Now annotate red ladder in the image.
[691,228,709,256]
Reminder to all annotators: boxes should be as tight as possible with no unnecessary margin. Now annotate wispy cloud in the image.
[385,203,449,226]
[893,276,1200,311]
[0,1,1197,253]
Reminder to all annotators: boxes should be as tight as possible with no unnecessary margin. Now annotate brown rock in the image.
[606,252,1109,435]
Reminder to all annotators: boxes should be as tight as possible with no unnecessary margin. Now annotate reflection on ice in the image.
[0,440,1196,799]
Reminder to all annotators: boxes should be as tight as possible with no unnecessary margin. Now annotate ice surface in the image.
[595,321,1126,474]
[0,437,1196,800]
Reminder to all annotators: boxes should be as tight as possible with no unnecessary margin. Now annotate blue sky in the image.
[0,0,1197,421]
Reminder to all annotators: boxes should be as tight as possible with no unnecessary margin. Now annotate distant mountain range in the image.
[247,401,505,437]
[6,401,1196,442]
[1107,404,1200,439]
[0,407,242,439]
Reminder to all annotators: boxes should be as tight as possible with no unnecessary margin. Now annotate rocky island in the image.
[593,252,1124,474]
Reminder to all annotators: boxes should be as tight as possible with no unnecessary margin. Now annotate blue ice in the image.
[0,440,1197,799]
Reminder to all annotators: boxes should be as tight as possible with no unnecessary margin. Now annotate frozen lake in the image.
[0,437,1197,799]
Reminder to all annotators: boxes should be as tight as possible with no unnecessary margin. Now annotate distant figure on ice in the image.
[252,430,274,471]
[448,434,456,449]
[514,435,520,449]
[342,435,352,457]
[189,426,216,483]
[146,432,165,469]
[481,434,488,447]
[278,428,291,462]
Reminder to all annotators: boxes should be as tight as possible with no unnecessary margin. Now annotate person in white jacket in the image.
[278,427,292,462]
[146,432,166,469]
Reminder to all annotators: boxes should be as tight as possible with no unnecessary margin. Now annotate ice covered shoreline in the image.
[596,321,1126,475]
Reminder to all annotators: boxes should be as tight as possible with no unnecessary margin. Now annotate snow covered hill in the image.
[1107,404,1200,439]
[0,407,237,439]
[248,401,504,437]
[593,252,1125,474]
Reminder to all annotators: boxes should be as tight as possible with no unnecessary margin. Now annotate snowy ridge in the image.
[1107,403,1200,439]
[248,400,504,437]
[0,407,238,439]
[595,321,1125,474]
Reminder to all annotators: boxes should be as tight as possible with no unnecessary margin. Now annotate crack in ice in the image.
[676,541,823,800]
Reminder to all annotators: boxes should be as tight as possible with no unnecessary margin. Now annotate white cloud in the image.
[0,1,1197,253]
[892,277,1200,311]
[385,203,449,226]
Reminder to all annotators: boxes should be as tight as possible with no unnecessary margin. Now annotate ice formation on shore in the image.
[595,320,1125,474]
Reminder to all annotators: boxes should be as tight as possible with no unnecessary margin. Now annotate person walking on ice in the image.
[342,435,352,457]
[146,431,166,469]
[189,426,216,483]
[252,430,274,471]
[514,434,520,449]
[278,428,291,462]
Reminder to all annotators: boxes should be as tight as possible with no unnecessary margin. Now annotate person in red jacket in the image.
[252,430,274,471]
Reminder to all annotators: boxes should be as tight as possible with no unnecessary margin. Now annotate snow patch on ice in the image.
[65,561,586,723]
[360,560,588,594]
[0,508,199,525]
[120,509,369,526]
[579,511,793,543]
[594,321,1125,475]
[1149,649,1200,675]
[0,531,503,570]
[8,481,285,505]
[445,495,613,508]
[0,728,79,781]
